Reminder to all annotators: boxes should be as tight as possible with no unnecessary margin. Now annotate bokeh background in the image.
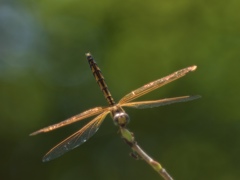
[1,0,239,180]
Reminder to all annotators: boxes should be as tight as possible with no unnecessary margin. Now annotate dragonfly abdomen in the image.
[86,53,115,106]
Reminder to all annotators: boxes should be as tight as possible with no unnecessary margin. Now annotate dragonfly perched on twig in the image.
[30,53,200,162]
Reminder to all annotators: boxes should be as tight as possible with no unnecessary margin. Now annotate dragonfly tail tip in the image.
[85,52,91,57]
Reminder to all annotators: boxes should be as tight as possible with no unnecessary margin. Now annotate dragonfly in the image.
[30,53,200,162]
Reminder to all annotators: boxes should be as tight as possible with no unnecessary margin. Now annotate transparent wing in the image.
[121,95,201,109]
[119,66,197,104]
[30,107,106,136]
[42,111,109,162]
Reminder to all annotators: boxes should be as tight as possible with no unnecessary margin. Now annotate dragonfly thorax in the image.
[111,106,130,127]
[113,112,130,127]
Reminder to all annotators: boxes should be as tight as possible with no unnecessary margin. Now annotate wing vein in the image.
[42,111,109,162]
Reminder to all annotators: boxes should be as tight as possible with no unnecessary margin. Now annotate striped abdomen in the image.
[86,53,115,106]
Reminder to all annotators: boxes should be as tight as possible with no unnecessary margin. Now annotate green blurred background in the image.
[1,0,239,180]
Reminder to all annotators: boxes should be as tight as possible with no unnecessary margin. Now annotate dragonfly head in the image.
[113,112,130,127]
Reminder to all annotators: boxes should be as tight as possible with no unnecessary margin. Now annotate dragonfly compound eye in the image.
[113,112,130,127]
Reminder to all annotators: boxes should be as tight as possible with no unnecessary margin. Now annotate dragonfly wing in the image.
[30,107,107,136]
[121,95,201,109]
[42,111,109,162]
[119,66,197,104]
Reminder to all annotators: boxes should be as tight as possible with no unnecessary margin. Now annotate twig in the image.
[120,127,173,180]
